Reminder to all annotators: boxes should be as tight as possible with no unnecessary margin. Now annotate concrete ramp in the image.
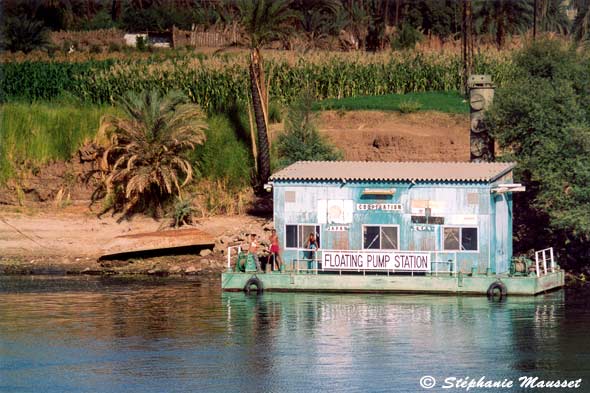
[101,228,215,259]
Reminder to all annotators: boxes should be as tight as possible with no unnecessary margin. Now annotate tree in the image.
[276,89,341,168]
[487,40,590,269]
[536,0,570,35]
[291,0,341,49]
[404,0,461,39]
[235,0,299,190]
[474,0,533,48]
[572,0,590,42]
[0,17,49,53]
[95,90,207,220]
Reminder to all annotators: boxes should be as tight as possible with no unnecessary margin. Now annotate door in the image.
[495,194,508,273]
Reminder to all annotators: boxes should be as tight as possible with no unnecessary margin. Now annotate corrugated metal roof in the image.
[270,161,516,183]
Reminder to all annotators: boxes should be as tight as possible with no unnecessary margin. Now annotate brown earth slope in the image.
[316,111,469,162]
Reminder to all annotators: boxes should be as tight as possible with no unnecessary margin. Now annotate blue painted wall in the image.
[273,178,514,274]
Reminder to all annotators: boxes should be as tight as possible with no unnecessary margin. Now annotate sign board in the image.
[410,200,446,215]
[322,250,430,272]
[357,203,402,211]
[326,225,349,232]
[447,214,478,225]
[318,200,353,224]
[411,225,435,232]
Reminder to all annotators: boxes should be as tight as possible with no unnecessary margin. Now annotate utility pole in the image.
[462,0,473,95]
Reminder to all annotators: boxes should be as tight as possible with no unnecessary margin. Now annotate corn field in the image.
[1,52,515,112]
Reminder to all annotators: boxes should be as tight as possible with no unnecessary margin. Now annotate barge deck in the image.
[221,270,564,296]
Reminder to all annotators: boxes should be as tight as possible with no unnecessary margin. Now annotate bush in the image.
[82,10,117,31]
[89,44,102,54]
[268,101,283,124]
[391,24,423,51]
[108,42,121,52]
[171,198,195,227]
[275,89,341,168]
[136,36,147,51]
[192,115,253,190]
[398,99,422,113]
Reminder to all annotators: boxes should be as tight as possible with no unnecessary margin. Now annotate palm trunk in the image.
[249,48,271,187]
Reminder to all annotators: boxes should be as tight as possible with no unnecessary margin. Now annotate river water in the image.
[0,276,589,393]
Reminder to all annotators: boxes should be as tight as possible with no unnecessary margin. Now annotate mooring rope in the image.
[0,216,55,250]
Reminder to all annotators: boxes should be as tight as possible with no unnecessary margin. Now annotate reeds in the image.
[0,102,116,183]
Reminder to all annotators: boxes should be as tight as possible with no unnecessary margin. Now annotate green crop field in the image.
[315,91,469,113]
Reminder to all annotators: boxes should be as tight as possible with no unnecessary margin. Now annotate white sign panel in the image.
[447,214,478,225]
[357,203,402,211]
[318,200,354,224]
[322,250,430,272]
[410,200,446,215]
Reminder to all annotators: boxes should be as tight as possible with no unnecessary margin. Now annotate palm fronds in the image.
[95,89,206,220]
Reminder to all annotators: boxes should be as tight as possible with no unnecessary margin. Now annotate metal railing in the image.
[535,247,555,276]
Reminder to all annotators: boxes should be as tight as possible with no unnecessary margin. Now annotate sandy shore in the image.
[0,204,269,275]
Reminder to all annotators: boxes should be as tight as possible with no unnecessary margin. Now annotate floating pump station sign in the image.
[322,250,430,272]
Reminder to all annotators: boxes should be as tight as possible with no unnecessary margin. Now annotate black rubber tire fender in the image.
[244,277,263,295]
[487,281,507,299]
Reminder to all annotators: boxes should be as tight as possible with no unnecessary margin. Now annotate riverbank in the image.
[0,204,270,276]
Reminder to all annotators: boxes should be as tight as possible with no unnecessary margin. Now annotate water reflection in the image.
[0,276,588,393]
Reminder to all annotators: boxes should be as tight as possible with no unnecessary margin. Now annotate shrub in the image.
[268,101,283,124]
[89,44,102,54]
[171,198,195,227]
[136,36,147,51]
[192,114,253,190]
[391,24,423,51]
[398,99,422,113]
[108,42,121,52]
[275,89,342,168]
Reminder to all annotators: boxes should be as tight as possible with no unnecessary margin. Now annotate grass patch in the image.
[315,91,469,114]
[191,114,253,189]
[0,101,117,183]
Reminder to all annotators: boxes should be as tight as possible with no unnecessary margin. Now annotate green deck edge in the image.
[221,271,564,296]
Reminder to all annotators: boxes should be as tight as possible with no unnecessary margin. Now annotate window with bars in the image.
[363,225,399,250]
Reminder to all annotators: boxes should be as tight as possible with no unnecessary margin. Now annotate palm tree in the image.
[292,0,341,49]
[535,0,570,36]
[235,0,299,189]
[572,0,590,42]
[0,17,49,53]
[96,90,207,220]
[474,0,533,48]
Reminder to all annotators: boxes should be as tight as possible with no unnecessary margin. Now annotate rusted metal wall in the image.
[273,179,513,274]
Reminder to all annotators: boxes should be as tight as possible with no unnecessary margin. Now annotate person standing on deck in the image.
[269,229,283,271]
[305,232,318,270]
[247,233,262,272]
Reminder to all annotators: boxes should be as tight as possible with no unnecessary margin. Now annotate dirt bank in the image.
[0,204,270,275]
[317,111,469,161]
[1,110,470,275]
